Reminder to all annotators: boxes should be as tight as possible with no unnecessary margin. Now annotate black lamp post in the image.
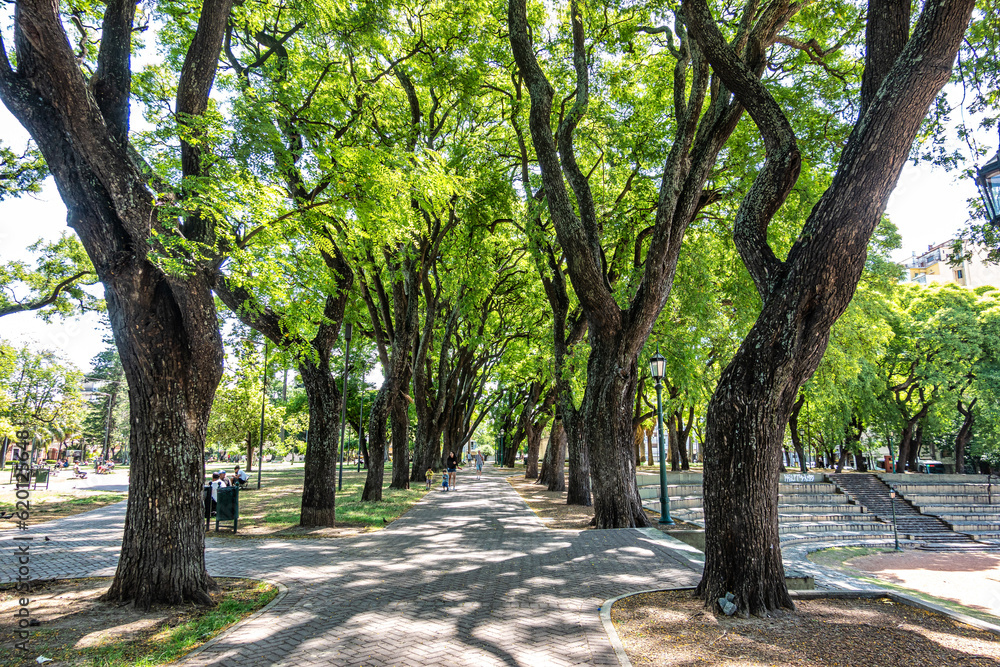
[649,347,674,525]
[889,485,901,551]
[337,323,352,491]
[976,141,1000,226]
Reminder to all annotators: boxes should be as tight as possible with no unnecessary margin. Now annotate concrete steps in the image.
[828,472,997,552]
[639,471,889,540]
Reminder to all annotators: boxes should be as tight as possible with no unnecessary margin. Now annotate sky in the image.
[0,97,993,374]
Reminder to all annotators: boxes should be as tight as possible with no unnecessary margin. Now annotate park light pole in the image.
[258,340,269,490]
[649,347,674,525]
[338,323,352,491]
[889,485,901,551]
[357,388,364,472]
[976,135,1000,226]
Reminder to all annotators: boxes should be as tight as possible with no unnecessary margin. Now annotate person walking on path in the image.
[446,451,459,490]
[474,451,484,480]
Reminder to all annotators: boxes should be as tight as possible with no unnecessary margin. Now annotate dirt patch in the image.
[0,577,276,667]
[504,474,700,531]
[844,550,1000,619]
[612,589,1000,666]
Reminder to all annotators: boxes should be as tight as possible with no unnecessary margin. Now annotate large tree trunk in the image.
[687,0,975,616]
[362,387,389,500]
[896,404,928,473]
[0,0,234,609]
[390,391,411,489]
[298,361,341,526]
[102,280,223,608]
[544,419,567,492]
[955,398,975,474]
[788,395,808,473]
[565,411,591,505]
[245,432,254,472]
[580,339,647,527]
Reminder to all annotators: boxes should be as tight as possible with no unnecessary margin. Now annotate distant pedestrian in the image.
[446,451,459,490]
[475,451,484,480]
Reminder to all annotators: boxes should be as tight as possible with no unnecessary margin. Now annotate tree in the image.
[0,0,232,607]
[0,234,99,319]
[508,0,808,528]
[687,0,976,615]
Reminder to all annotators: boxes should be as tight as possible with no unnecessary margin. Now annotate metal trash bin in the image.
[215,486,239,533]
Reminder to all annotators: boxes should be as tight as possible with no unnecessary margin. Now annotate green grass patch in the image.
[79,581,277,666]
[206,463,427,536]
[0,491,127,522]
[0,579,278,667]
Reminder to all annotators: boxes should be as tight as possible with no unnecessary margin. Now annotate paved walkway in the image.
[3,465,702,666]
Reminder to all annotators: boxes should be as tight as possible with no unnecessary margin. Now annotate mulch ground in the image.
[612,589,1000,666]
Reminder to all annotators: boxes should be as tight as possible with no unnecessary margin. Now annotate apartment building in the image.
[904,239,1000,289]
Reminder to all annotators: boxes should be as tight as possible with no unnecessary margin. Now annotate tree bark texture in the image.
[0,0,235,609]
[362,386,390,500]
[543,419,567,492]
[686,0,975,616]
[565,409,591,505]
[955,398,975,474]
[298,361,342,526]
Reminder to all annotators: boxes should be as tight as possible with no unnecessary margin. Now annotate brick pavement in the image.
[2,465,703,666]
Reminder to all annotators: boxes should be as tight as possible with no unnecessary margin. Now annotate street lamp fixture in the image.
[648,347,674,525]
[977,140,1000,226]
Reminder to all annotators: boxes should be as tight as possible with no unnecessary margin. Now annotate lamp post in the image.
[889,485,901,551]
[338,323,353,491]
[357,389,364,472]
[258,340,269,490]
[976,137,1000,226]
[649,347,674,525]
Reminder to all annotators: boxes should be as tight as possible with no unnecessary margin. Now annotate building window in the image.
[957,270,964,279]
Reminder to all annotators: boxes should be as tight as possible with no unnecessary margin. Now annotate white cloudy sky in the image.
[0,93,992,373]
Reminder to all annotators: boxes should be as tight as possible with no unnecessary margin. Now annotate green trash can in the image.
[215,486,239,533]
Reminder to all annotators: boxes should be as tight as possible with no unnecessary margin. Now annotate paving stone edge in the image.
[167,578,289,665]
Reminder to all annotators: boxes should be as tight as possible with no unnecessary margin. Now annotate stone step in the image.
[907,494,994,504]
[778,522,892,534]
[933,514,1000,522]
[879,473,993,484]
[943,521,1000,531]
[778,503,866,514]
[892,483,992,494]
[778,513,877,523]
[920,505,1000,516]
[636,472,703,486]
[777,483,839,494]
[778,493,851,504]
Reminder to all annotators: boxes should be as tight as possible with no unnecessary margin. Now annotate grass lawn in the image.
[205,463,428,538]
[0,490,127,529]
[0,577,276,667]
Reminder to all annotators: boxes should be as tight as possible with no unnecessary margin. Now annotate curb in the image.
[170,577,289,664]
[599,585,1000,667]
